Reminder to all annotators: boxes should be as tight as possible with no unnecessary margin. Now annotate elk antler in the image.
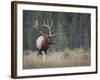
[32,19,48,37]
[42,19,57,37]
[32,19,57,37]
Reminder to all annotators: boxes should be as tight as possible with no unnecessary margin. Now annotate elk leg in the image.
[38,50,42,58]
[44,49,48,58]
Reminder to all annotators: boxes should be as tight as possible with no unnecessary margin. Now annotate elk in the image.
[32,19,57,58]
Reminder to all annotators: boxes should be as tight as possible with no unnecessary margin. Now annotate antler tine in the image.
[49,20,52,36]
[50,33,58,37]
[47,19,49,25]
[51,28,55,33]
[43,20,49,28]
[50,20,52,27]
[35,19,38,26]
[32,19,38,29]
[50,20,58,37]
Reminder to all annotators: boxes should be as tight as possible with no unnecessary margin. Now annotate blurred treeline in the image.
[23,10,91,51]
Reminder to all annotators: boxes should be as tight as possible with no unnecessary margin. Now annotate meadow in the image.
[23,48,90,69]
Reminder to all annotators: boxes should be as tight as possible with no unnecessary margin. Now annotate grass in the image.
[23,48,90,69]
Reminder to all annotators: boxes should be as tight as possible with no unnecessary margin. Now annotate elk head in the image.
[32,19,57,58]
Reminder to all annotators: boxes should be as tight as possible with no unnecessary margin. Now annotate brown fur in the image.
[36,35,52,57]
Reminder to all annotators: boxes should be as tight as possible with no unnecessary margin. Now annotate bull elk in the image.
[32,19,57,58]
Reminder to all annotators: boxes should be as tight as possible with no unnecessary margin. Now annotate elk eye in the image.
[48,36,50,38]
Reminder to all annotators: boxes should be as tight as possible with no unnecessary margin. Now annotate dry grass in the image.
[23,48,90,69]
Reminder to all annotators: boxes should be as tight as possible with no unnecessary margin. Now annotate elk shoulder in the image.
[36,35,47,50]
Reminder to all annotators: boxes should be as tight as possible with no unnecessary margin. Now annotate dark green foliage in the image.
[23,10,91,51]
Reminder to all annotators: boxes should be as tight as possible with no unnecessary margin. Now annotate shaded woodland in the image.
[23,10,91,51]
[23,10,91,69]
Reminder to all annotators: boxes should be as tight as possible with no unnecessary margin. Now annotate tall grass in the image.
[23,48,90,69]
